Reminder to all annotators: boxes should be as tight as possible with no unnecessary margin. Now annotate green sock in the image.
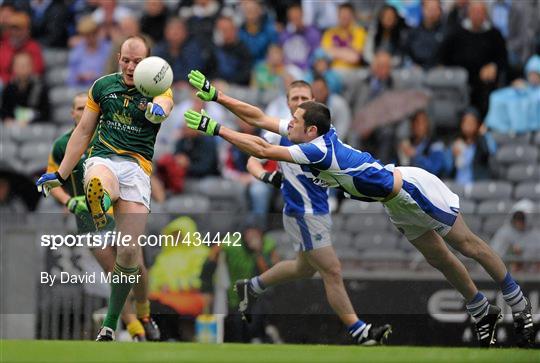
[103,191,112,212]
[102,262,139,330]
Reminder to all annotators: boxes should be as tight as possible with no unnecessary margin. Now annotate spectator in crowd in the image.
[0,11,44,84]
[0,3,15,36]
[301,0,341,31]
[452,108,496,185]
[320,2,366,71]
[304,48,343,94]
[404,0,445,69]
[351,50,394,115]
[1,52,49,125]
[222,120,274,216]
[439,1,508,117]
[210,16,252,86]
[311,77,351,138]
[29,0,69,48]
[446,0,468,31]
[175,124,220,178]
[485,54,540,134]
[351,50,396,162]
[0,177,27,213]
[104,15,148,74]
[238,0,278,64]
[491,199,540,272]
[252,43,302,94]
[91,0,133,41]
[363,4,407,66]
[153,17,206,86]
[67,16,111,88]
[279,4,321,71]
[178,0,221,50]
[140,0,168,44]
[200,220,280,342]
[397,110,450,177]
[149,217,210,341]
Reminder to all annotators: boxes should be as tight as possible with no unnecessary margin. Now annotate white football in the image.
[134,56,173,98]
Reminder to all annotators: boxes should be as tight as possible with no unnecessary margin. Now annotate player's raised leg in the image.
[444,214,534,347]
[410,230,502,347]
[84,164,118,230]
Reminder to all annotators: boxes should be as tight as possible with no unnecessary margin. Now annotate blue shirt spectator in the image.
[238,1,278,63]
[67,16,111,88]
[153,17,206,84]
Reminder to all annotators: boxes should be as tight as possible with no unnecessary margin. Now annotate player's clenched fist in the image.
[184,109,221,136]
[188,70,218,102]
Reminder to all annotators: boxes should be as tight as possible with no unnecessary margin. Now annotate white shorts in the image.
[382,167,460,241]
[283,213,332,252]
[84,156,151,210]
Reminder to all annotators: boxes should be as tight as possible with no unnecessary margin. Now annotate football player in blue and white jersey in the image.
[188,72,391,345]
[184,85,534,348]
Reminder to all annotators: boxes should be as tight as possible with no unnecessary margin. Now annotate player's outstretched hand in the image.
[66,196,89,217]
[36,171,65,197]
[188,70,217,102]
[184,109,221,136]
[261,170,283,188]
[145,102,167,124]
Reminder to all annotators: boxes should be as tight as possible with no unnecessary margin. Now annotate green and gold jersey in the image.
[86,73,173,175]
[47,130,114,234]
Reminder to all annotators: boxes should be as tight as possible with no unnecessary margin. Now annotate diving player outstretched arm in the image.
[184,109,293,162]
[187,70,281,134]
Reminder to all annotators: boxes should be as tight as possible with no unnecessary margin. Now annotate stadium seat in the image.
[49,87,83,108]
[7,124,57,143]
[344,214,390,233]
[514,182,540,200]
[476,200,513,215]
[424,67,469,128]
[506,164,540,183]
[196,177,246,211]
[45,67,69,87]
[392,67,425,90]
[52,105,74,124]
[340,199,384,214]
[266,229,290,246]
[0,142,17,161]
[332,231,353,248]
[482,215,508,236]
[43,48,69,69]
[495,144,539,164]
[491,132,531,146]
[534,132,540,146]
[353,232,398,251]
[459,199,476,215]
[359,248,409,261]
[19,142,50,164]
[444,180,465,197]
[465,181,513,201]
[164,195,211,214]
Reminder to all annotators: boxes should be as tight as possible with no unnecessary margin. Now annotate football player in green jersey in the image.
[47,92,155,341]
[37,36,173,341]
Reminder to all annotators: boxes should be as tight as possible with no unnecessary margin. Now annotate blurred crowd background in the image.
[1,0,540,344]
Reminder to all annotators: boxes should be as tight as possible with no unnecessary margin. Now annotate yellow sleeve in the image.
[46,153,59,173]
[352,27,367,52]
[321,29,335,51]
[86,85,100,113]
[154,88,173,100]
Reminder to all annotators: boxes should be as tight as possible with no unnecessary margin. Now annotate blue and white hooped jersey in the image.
[262,120,329,216]
[287,128,395,202]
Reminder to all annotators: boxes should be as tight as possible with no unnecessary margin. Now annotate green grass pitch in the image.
[1,341,538,363]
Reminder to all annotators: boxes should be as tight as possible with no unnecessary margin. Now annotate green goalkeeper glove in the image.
[184,109,221,136]
[66,196,89,217]
[188,70,218,102]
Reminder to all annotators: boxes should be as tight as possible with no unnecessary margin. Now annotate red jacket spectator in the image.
[0,11,44,84]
